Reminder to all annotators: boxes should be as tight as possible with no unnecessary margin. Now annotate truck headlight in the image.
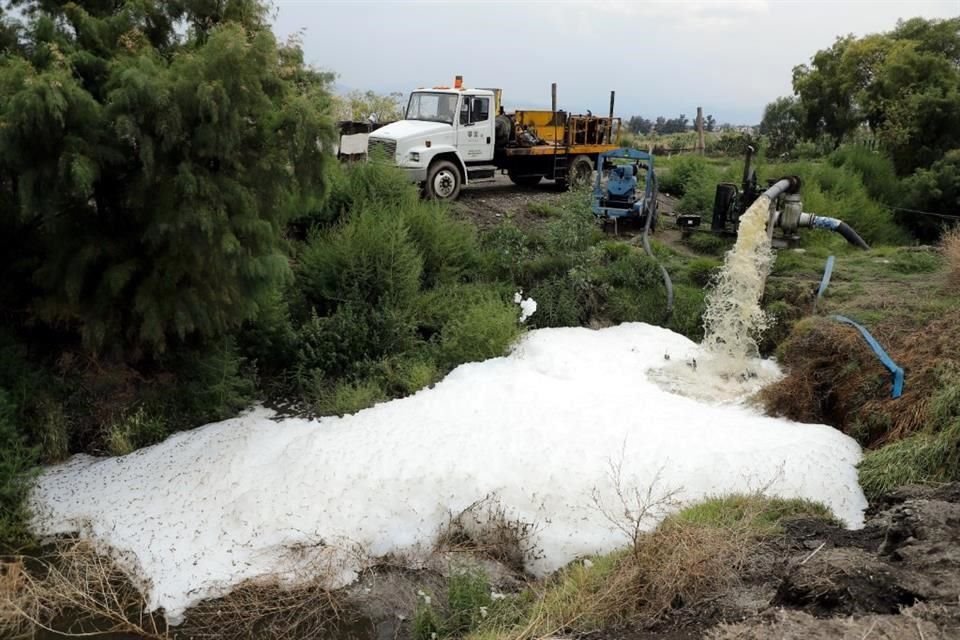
[409,151,420,162]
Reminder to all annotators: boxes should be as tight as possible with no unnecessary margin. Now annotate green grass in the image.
[672,494,837,534]
[685,232,730,256]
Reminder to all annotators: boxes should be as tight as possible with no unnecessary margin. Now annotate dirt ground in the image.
[453,173,693,252]
[321,484,960,640]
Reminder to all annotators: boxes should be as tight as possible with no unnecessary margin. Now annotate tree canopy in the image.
[791,17,960,173]
[0,0,334,356]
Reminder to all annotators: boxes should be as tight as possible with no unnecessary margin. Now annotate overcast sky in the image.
[271,0,959,124]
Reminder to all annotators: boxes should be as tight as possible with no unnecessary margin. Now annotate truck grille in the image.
[367,137,396,160]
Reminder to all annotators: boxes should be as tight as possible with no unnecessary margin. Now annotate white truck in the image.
[366,80,621,200]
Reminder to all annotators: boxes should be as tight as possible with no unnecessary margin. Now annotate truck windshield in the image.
[406,92,459,124]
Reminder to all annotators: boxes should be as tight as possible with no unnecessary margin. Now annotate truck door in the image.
[457,95,494,162]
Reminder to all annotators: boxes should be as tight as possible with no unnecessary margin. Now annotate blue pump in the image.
[591,149,657,224]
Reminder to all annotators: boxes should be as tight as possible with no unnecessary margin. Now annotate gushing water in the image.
[652,196,781,401]
[701,195,776,371]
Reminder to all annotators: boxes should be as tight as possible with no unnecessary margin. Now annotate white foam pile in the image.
[29,323,867,623]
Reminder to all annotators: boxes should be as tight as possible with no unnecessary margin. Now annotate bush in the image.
[901,150,960,241]
[657,156,715,196]
[308,376,386,417]
[0,389,37,549]
[479,224,532,281]
[829,146,900,205]
[298,208,424,313]
[302,159,420,227]
[296,305,415,381]
[401,202,478,288]
[438,294,521,368]
[528,275,584,328]
[171,339,255,427]
[545,207,597,254]
[238,286,298,378]
[103,406,168,457]
[375,353,439,397]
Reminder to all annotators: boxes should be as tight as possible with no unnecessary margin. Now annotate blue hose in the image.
[831,315,904,399]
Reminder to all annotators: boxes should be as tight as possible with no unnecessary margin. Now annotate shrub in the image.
[104,406,168,457]
[0,389,37,550]
[308,376,386,417]
[479,224,533,281]
[375,353,439,397]
[528,275,584,328]
[298,208,424,313]
[901,150,960,241]
[829,146,900,205]
[545,207,597,254]
[296,305,415,381]
[657,155,715,196]
[303,158,420,227]
[401,202,478,288]
[171,338,255,427]
[238,286,298,378]
[438,295,521,368]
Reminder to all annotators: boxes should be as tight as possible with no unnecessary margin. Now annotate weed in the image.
[889,248,942,274]
[309,377,386,417]
[686,257,721,287]
[526,202,564,219]
[438,295,521,369]
[685,232,730,256]
[942,226,960,291]
[104,406,168,456]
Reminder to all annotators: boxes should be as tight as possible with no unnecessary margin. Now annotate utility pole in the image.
[695,106,705,155]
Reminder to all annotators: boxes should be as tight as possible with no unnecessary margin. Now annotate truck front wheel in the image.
[425,160,462,200]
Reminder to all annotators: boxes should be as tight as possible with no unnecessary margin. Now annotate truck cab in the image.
[367,87,496,200]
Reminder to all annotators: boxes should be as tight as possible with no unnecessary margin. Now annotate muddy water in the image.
[652,196,781,402]
[700,195,776,370]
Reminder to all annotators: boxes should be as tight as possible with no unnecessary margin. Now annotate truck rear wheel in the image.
[567,155,594,189]
[425,160,462,201]
[508,173,542,187]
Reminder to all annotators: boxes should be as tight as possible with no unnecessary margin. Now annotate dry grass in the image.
[762,312,960,448]
[943,226,960,292]
[436,495,542,573]
[474,507,765,640]
[0,540,350,640]
[1,542,166,639]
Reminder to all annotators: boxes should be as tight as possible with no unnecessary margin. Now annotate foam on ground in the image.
[29,323,867,623]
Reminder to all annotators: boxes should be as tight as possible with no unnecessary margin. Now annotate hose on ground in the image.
[642,183,674,323]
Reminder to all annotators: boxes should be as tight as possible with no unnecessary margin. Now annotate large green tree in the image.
[792,17,960,173]
[759,96,803,156]
[0,0,334,356]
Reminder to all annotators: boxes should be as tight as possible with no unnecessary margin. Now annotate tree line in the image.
[626,113,718,135]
